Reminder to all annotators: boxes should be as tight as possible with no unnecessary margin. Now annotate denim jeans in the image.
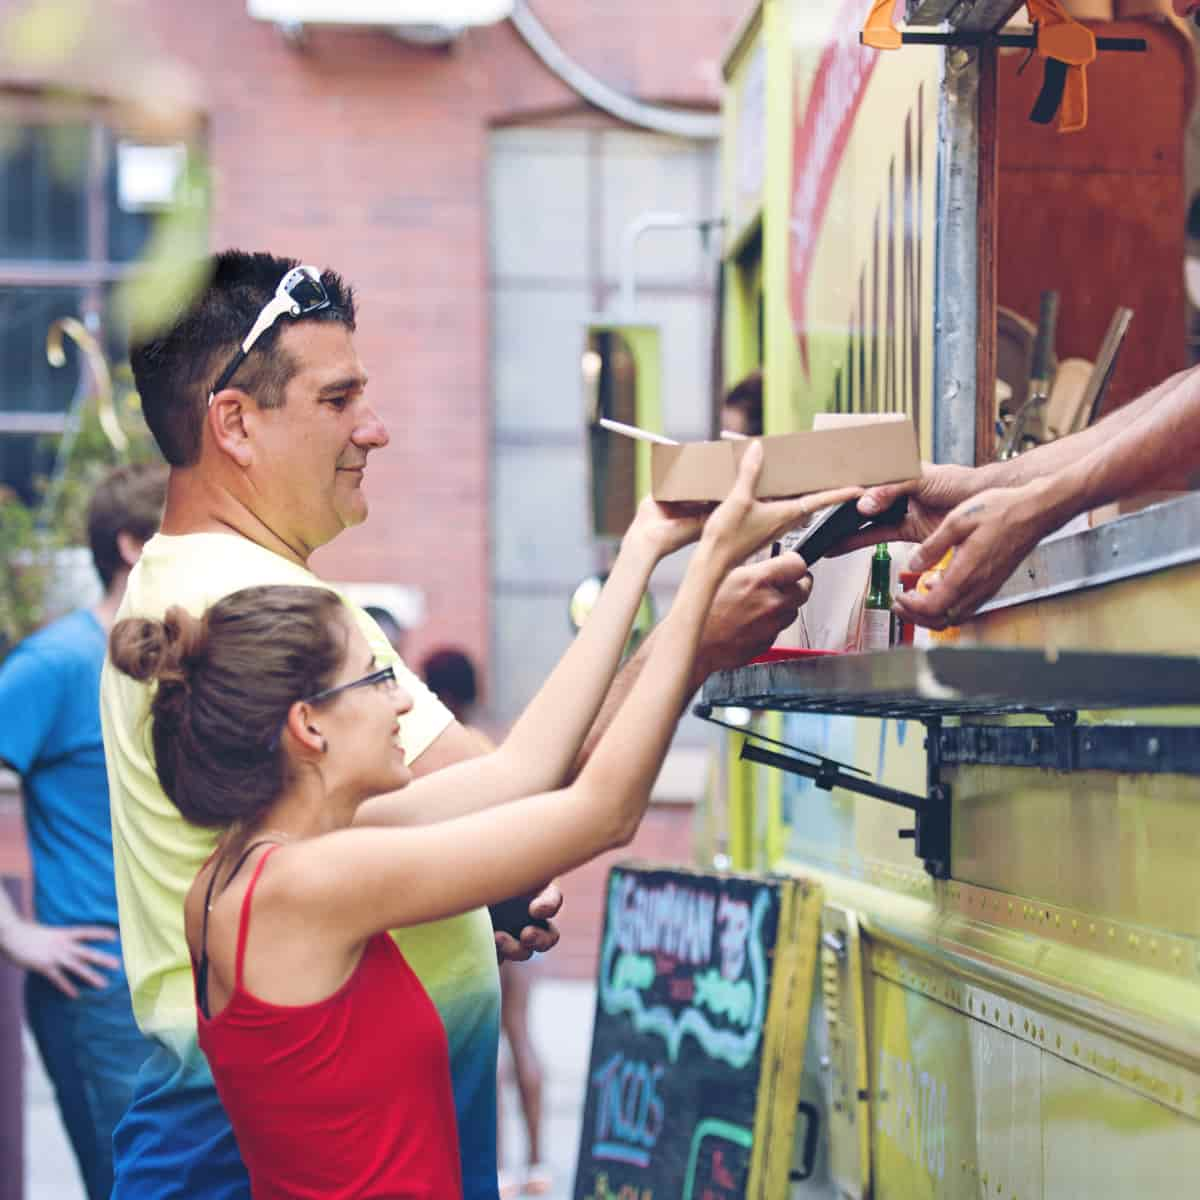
[25,950,152,1200]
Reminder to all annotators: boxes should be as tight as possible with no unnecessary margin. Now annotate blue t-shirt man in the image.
[0,607,152,1199]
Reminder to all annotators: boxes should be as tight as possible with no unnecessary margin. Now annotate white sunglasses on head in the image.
[207,264,331,406]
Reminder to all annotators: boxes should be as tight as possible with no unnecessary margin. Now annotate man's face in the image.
[245,321,388,557]
[1173,0,1200,18]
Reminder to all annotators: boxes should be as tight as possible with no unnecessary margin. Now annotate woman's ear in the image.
[283,701,325,756]
[208,389,254,469]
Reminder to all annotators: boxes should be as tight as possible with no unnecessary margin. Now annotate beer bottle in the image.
[862,543,894,651]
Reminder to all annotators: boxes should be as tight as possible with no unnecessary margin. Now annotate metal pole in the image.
[618,212,723,316]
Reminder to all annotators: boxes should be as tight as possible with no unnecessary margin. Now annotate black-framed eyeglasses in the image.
[208,264,331,405]
[267,663,398,751]
[302,664,398,707]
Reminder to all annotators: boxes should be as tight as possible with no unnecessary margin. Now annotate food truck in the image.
[694,1,1200,1195]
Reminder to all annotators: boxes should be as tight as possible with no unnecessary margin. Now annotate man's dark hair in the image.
[721,369,764,437]
[363,605,406,652]
[87,463,169,590]
[420,647,479,719]
[130,250,356,467]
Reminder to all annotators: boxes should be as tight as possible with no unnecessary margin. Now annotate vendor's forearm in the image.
[1038,367,1200,520]
[992,366,1197,490]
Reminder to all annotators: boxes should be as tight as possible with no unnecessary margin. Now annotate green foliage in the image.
[0,378,161,658]
[41,375,162,553]
[0,490,48,656]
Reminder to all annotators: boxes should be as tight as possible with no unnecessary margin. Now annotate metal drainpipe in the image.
[618,212,723,316]
[508,0,720,141]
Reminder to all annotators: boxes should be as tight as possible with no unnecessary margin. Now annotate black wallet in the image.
[774,496,909,567]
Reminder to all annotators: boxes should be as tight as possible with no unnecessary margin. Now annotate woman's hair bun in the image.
[110,605,207,685]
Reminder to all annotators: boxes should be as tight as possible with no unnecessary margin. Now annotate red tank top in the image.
[194,845,462,1199]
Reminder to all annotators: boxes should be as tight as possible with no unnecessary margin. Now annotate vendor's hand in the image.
[493,881,562,963]
[833,462,985,554]
[894,481,1059,629]
[0,918,119,998]
[624,495,712,561]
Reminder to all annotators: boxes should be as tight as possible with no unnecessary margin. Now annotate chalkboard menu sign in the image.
[573,864,821,1200]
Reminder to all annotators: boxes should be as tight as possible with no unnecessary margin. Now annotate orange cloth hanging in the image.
[862,0,902,50]
[1026,0,1097,132]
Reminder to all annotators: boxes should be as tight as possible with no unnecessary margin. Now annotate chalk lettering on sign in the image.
[579,1173,655,1200]
[876,1048,947,1180]
[599,872,772,1067]
[613,875,716,964]
[692,970,753,1027]
[612,953,655,991]
[590,1052,666,1169]
[717,896,750,980]
[682,1118,754,1200]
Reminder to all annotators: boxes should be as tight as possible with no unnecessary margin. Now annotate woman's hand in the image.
[623,494,712,561]
[701,441,864,571]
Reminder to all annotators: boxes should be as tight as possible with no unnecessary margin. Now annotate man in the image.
[0,464,164,1199]
[102,250,816,1198]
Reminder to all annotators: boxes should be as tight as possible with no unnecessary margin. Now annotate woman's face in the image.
[317,617,414,801]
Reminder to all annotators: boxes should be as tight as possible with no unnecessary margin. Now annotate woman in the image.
[109,445,834,1198]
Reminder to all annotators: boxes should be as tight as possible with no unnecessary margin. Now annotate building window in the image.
[0,97,189,504]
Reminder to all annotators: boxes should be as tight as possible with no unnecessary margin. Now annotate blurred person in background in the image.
[421,647,548,1198]
[719,369,764,438]
[0,463,164,1200]
[102,250,818,1200]
[364,603,408,661]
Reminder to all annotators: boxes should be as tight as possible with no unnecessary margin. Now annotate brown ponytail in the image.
[110,585,347,829]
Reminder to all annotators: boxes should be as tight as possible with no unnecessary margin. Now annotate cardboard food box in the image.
[650,414,920,502]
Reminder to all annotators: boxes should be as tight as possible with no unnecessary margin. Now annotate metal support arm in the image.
[733,722,954,880]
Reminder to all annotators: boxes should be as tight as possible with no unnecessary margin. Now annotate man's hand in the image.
[833,463,986,554]
[0,918,119,998]
[493,882,562,963]
[894,480,1061,629]
[692,554,815,681]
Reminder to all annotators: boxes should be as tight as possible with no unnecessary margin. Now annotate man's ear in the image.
[115,531,145,571]
[208,389,254,468]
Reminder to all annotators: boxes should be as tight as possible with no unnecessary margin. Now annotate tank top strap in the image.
[233,843,283,991]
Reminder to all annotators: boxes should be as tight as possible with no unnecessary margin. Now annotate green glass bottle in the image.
[862,543,894,651]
